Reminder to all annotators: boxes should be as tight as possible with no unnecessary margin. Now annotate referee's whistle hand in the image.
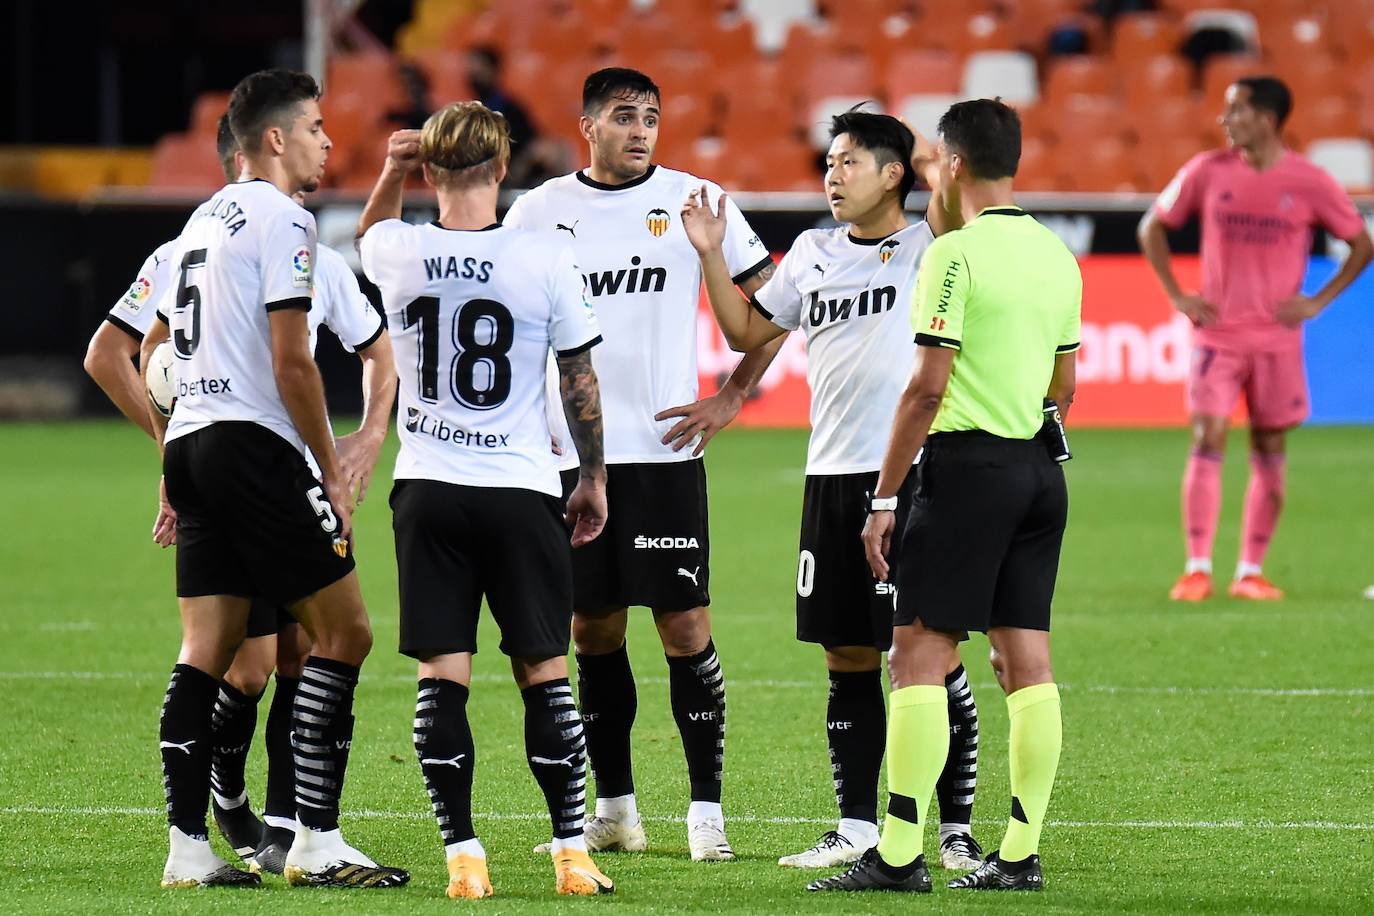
[862,511,895,581]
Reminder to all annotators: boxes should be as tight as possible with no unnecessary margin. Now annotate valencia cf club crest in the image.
[646,208,671,237]
[332,536,348,558]
[879,238,900,264]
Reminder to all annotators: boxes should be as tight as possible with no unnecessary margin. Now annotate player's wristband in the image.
[868,495,899,513]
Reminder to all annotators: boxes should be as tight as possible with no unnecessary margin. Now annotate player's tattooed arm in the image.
[557,349,605,479]
[737,259,776,297]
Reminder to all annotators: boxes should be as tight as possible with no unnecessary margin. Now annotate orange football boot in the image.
[1229,574,1284,600]
[1169,571,1212,601]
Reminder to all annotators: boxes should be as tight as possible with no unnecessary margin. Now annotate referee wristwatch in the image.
[868,495,899,513]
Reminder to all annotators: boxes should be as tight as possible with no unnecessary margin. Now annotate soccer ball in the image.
[145,340,178,417]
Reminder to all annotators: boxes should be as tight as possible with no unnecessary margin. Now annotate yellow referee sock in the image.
[874,685,948,867]
[1000,682,1062,862]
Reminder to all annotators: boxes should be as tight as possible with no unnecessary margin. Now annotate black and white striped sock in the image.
[210,682,262,809]
[414,678,476,849]
[668,639,726,804]
[160,663,219,839]
[523,679,587,841]
[292,656,359,832]
[937,664,979,831]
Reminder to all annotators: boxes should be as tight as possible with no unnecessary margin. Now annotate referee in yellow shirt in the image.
[811,99,1081,894]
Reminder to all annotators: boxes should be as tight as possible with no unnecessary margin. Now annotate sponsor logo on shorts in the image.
[874,581,897,596]
[633,535,700,549]
[405,407,510,449]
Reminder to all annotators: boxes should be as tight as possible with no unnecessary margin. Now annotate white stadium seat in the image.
[1307,138,1374,192]
[894,94,960,140]
[961,50,1038,105]
[739,0,816,53]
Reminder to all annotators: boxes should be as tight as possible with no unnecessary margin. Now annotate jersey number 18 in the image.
[403,296,514,411]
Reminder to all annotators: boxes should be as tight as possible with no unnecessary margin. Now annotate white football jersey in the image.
[107,239,179,339]
[162,180,319,456]
[754,222,935,475]
[312,243,384,355]
[505,164,771,467]
[360,219,601,497]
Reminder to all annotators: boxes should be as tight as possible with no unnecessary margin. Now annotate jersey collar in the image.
[976,206,1029,218]
[576,164,657,191]
[428,221,502,232]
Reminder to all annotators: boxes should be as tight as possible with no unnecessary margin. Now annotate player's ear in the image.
[493,156,509,185]
[421,162,438,189]
[883,159,903,191]
[266,125,287,156]
[578,114,596,144]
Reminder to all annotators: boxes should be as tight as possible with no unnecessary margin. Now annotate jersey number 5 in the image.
[402,296,514,410]
[173,248,208,358]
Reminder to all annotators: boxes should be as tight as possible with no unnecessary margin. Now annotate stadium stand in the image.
[131,0,1374,195]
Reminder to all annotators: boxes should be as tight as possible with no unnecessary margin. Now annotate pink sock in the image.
[1240,452,1286,569]
[1183,450,1223,565]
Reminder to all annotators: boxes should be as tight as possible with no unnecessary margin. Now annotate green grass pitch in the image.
[1,421,1372,913]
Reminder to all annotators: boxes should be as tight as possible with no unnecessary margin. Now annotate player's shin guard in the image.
[414,678,477,846]
[1000,683,1062,863]
[575,643,637,798]
[875,685,949,868]
[826,669,885,824]
[262,675,299,824]
[667,640,726,804]
[523,679,588,841]
[937,665,979,829]
[1240,452,1285,570]
[210,682,263,808]
[160,664,220,839]
[1183,449,1223,564]
[292,657,359,832]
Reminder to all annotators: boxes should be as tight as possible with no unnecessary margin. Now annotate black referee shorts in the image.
[895,431,1067,634]
[164,422,355,605]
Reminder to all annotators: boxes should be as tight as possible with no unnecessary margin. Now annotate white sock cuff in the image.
[551,835,588,854]
[263,815,298,832]
[939,822,972,842]
[594,793,638,822]
[687,800,723,826]
[1185,557,1213,575]
[837,817,878,842]
[211,790,248,810]
[445,837,486,860]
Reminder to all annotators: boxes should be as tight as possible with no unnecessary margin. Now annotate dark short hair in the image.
[227,68,320,154]
[582,67,660,116]
[1234,75,1292,128]
[829,106,916,204]
[215,113,239,182]
[937,98,1021,181]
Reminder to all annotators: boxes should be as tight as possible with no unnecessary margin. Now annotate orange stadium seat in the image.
[1121,54,1193,111]
[409,48,473,107]
[1327,2,1374,62]
[653,94,713,164]
[1355,59,1374,135]
[803,53,878,105]
[328,52,406,112]
[885,50,962,101]
[1112,12,1184,64]
[1260,12,1331,62]
[189,92,231,135]
[440,10,515,52]
[149,133,225,190]
[320,91,384,160]
[1064,137,1142,192]
[640,50,711,102]
[717,59,801,145]
[1140,134,1211,190]
[1285,95,1362,149]
[1273,53,1348,108]
[952,11,1015,55]
[1046,94,1133,146]
[1015,136,1068,192]
[1043,55,1120,104]
[701,17,759,68]
[734,135,818,191]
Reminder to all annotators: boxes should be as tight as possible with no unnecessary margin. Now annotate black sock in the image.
[575,643,636,798]
[522,679,587,840]
[160,663,220,838]
[826,668,886,824]
[210,681,263,808]
[667,640,726,804]
[263,674,299,823]
[414,678,476,845]
[292,656,359,832]
[936,664,979,828]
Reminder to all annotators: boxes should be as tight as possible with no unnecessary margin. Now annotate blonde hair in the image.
[420,101,510,187]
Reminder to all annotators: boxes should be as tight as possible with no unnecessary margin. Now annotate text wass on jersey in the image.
[361,220,601,497]
[755,222,935,475]
[161,180,321,456]
[505,165,772,466]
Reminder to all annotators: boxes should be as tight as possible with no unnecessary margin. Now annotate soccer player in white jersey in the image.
[138,69,406,889]
[87,113,396,877]
[681,109,985,873]
[504,67,779,861]
[357,103,614,898]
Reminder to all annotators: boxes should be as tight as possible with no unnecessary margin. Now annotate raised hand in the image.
[681,183,728,256]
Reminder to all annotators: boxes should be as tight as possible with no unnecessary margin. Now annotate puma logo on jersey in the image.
[677,566,700,586]
[159,740,197,755]
[812,263,826,277]
[152,253,166,269]
[584,256,666,297]
[292,222,309,234]
[420,754,467,769]
[807,285,898,327]
[556,220,578,237]
[529,753,578,768]
[633,535,700,549]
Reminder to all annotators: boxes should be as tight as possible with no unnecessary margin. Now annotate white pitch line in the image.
[1,670,1371,697]
[3,806,1373,832]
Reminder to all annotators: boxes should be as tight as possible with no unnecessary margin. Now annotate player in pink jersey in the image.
[1140,76,1371,601]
